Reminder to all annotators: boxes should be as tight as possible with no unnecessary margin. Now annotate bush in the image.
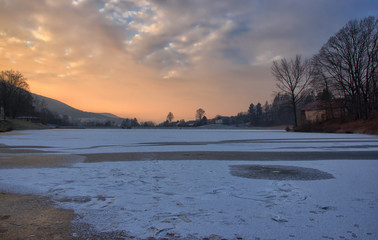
[0,120,13,132]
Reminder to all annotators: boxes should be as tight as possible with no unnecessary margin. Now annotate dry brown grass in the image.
[296,118,378,135]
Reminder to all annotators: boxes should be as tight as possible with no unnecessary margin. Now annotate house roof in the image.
[301,99,344,111]
[301,100,324,111]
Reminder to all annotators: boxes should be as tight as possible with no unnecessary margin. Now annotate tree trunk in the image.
[292,96,298,128]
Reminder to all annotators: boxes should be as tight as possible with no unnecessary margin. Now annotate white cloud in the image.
[7,36,23,44]
[31,26,51,42]
[72,0,85,6]
[163,70,178,79]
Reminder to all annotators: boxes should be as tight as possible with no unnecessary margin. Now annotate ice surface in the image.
[0,160,377,239]
[0,129,377,239]
[1,129,378,154]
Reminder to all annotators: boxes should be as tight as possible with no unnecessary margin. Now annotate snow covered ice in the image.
[1,129,378,154]
[1,129,378,239]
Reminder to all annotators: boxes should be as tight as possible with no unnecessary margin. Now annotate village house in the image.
[300,100,345,124]
[209,116,231,125]
[300,100,326,124]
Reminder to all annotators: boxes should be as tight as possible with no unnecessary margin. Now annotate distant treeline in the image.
[121,93,307,128]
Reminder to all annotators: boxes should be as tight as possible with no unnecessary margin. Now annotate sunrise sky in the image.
[0,0,376,122]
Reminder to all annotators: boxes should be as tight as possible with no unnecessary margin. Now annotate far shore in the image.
[2,117,377,135]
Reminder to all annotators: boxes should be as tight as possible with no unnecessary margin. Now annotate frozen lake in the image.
[1,129,378,239]
[1,128,378,154]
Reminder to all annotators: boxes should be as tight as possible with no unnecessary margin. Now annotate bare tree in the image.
[313,16,378,120]
[1,70,29,90]
[271,55,312,127]
[195,108,205,121]
[166,112,174,123]
[0,70,32,119]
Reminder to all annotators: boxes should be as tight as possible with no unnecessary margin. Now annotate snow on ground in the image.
[1,129,378,239]
[1,129,378,153]
[0,160,377,239]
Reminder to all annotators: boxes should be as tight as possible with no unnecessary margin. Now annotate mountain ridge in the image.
[32,93,123,123]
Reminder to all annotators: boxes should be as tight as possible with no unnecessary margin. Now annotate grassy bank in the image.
[0,119,49,132]
[296,118,378,135]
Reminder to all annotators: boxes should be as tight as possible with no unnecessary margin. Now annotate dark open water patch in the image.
[230,164,334,180]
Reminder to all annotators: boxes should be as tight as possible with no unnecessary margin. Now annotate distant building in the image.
[300,100,345,124]
[185,120,198,127]
[211,116,231,125]
[300,100,326,123]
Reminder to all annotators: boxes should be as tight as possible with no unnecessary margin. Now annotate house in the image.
[211,116,231,125]
[300,100,326,123]
[185,120,198,127]
[300,100,345,124]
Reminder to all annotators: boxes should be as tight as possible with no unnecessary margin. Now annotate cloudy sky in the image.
[0,0,377,121]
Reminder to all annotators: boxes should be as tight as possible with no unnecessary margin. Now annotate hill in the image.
[32,93,123,125]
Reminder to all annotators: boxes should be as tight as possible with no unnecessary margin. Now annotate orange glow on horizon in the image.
[1,54,274,122]
[0,0,284,122]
